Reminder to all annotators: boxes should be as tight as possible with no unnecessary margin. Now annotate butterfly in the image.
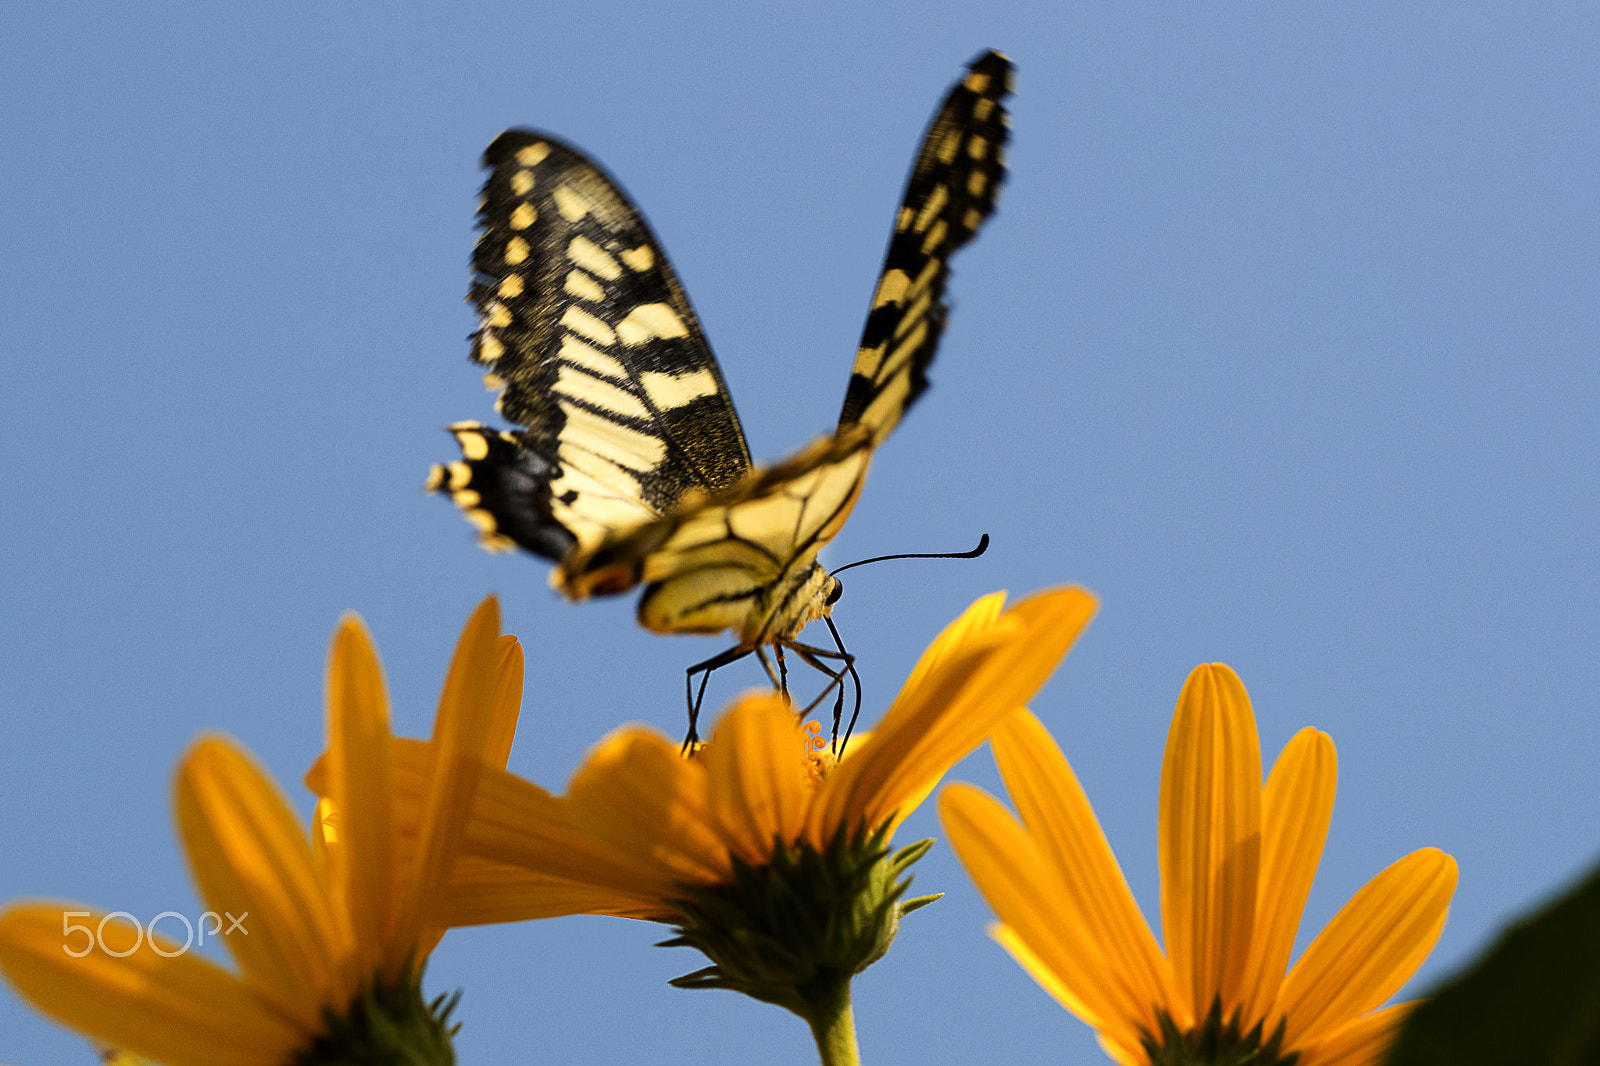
[428,50,1012,740]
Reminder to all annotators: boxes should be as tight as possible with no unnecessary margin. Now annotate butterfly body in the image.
[430,51,1013,692]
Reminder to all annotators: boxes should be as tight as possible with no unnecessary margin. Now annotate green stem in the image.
[801,975,861,1066]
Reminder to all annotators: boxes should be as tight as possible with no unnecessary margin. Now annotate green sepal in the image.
[1140,997,1299,1066]
[290,961,459,1066]
[659,826,937,1019]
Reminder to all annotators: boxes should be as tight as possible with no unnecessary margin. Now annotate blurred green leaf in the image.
[1385,852,1600,1065]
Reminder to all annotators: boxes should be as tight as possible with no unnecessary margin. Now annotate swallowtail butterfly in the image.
[429,51,1012,737]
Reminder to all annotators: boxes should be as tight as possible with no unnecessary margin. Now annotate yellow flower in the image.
[404,586,1093,1059]
[410,586,1096,923]
[941,663,1457,1066]
[320,585,1093,1060]
[0,597,518,1066]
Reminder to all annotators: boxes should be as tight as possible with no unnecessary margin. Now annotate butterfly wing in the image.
[429,130,752,563]
[839,49,1013,443]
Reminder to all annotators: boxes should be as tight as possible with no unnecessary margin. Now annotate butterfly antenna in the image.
[831,533,989,577]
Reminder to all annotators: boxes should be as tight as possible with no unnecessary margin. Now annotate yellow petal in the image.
[1276,848,1457,1049]
[703,694,811,865]
[889,591,1008,713]
[991,711,1185,1028]
[1236,727,1337,1023]
[1158,663,1261,1021]
[940,783,1142,1046]
[809,592,1015,839]
[990,922,1103,1024]
[1094,1030,1148,1066]
[811,639,993,841]
[323,613,395,974]
[1297,1002,1416,1066]
[325,735,683,908]
[566,725,731,887]
[311,797,337,870]
[391,596,502,967]
[820,587,1096,839]
[441,857,667,924]
[993,923,1149,1066]
[469,773,683,897]
[175,737,352,1027]
[483,635,525,770]
[0,904,303,1066]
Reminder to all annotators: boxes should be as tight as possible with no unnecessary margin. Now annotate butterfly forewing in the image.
[431,130,752,562]
[839,50,1013,443]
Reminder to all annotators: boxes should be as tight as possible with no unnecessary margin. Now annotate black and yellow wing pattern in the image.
[840,52,1011,443]
[430,130,751,562]
[431,49,1012,659]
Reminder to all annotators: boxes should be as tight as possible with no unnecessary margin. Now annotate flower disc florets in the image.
[661,822,939,1018]
[290,965,459,1066]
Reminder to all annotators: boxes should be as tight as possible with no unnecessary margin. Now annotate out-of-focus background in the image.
[3,3,1597,1062]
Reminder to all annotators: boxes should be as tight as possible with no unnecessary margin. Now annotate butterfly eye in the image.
[826,578,845,606]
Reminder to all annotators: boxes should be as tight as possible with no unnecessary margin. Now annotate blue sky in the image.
[3,3,1598,1063]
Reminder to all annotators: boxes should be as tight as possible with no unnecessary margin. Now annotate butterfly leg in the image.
[785,645,852,746]
[786,647,846,722]
[783,628,861,750]
[684,644,754,749]
[754,644,782,691]
[773,643,791,702]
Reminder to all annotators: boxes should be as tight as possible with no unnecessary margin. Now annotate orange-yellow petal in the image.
[441,857,666,924]
[1237,727,1337,1023]
[564,726,730,886]
[703,694,811,866]
[810,592,1018,840]
[390,596,502,966]
[1297,1002,1416,1066]
[820,587,1096,839]
[0,905,303,1066]
[811,641,993,841]
[940,783,1140,1043]
[175,737,352,1028]
[1093,1029,1148,1066]
[888,591,1008,713]
[991,710,1184,1029]
[320,735,683,905]
[1276,848,1457,1049]
[483,635,525,770]
[1158,663,1262,1020]
[323,613,395,973]
[992,923,1146,1065]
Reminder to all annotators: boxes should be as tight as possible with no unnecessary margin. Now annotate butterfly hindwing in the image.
[431,130,752,562]
[839,50,1013,443]
[565,425,874,646]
